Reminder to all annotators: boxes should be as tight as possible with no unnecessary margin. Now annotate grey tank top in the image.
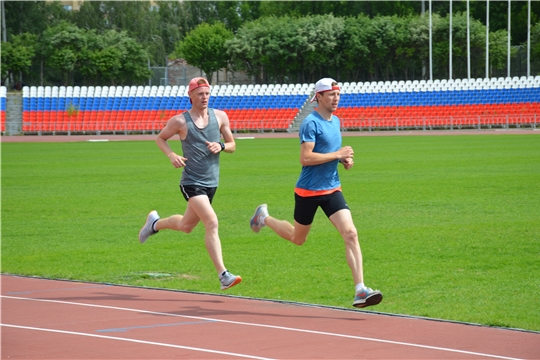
[180,109,220,187]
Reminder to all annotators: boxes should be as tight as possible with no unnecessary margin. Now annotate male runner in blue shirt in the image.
[250,78,382,308]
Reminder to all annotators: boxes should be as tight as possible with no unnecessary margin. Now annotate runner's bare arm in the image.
[216,110,236,153]
[156,115,188,168]
[299,142,353,166]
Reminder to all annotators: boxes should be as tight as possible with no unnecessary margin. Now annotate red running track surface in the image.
[1,275,539,360]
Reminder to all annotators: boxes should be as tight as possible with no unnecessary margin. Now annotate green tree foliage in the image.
[226,14,346,83]
[341,15,374,80]
[532,22,540,61]
[175,22,233,83]
[80,30,152,86]
[41,22,88,85]
[2,1,538,86]
[4,1,71,40]
[258,1,419,19]
[296,15,346,82]
[74,1,165,66]
[369,15,409,80]
[40,21,150,86]
[225,19,267,83]
[157,1,186,57]
[0,33,37,85]
[489,30,512,72]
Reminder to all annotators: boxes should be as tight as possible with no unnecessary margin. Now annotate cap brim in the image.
[189,85,210,93]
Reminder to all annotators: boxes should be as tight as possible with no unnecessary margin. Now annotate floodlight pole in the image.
[486,0,490,79]
[527,0,531,77]
[1,0,8,89]
[508,0,511,78]
[467,0,471,79]
[1,0,6,43]
[449,0,453,80]
[429,0,433,81]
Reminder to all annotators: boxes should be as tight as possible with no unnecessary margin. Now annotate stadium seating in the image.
[0,86,6,132]
[212,83,310,131]
[18,76,540,134]
[335,76,540,130]
[20,83,309,133]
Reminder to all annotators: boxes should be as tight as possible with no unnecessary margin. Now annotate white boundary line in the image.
[1,295,525,360]
[1,324,274,360]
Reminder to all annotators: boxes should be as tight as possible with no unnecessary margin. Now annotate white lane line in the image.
[5,285,110,295]
[1,295,524,360]
[1,324,274,360]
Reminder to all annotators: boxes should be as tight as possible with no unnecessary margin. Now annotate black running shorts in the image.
[293,191,349,226]
[180,185,217,203]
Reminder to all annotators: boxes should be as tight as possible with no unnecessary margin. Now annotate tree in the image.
[115,32,153,85]
[341,15,373,80]
[41,21,88,86]
[228,14,347,84]
[0,33,37,86]
[39,21,151,86]
[531,22,540,65]
[368,15,410,81]
[245,15,304,83]
[78,29,151,86]
[156,1,185,57]
[75,1,165,66]
[405,14,430,80]
[175,22,233,83]
[295,14,346,83]
[226,18,268,83]
[489,30,511,75]
[4,1,70,39]
[258,1,419,19]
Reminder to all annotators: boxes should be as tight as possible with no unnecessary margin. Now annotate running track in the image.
[2,275,539,359]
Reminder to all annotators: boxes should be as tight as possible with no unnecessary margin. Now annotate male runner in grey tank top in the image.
[138,77,241,290]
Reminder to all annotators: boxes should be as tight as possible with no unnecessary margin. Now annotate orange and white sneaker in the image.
[220,270,242,290]
[353,287,383,308]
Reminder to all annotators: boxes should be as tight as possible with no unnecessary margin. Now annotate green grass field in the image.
[2,134,539,331]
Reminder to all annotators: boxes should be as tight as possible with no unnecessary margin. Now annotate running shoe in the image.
[250,204,268,233]
[353,287,383,308]
[220,271,242,290]
[139,210,160,244]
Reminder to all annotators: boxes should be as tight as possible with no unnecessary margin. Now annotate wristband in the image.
[219,142,225,152]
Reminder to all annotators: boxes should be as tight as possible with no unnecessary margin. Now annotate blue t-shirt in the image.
[296,111,342,192]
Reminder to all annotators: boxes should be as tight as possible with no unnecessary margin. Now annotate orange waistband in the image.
[294,186,342,197]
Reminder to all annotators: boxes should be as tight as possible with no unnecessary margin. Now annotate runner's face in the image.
[318,89,340,113]
[190,87,210,109]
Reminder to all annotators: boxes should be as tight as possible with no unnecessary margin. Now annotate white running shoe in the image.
[139,210,160,244]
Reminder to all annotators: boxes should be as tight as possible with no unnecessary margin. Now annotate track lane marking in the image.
[1,295,525,360]
[5,285,110,295]
[1,323,274,360]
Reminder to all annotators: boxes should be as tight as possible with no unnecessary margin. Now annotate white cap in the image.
[310,78,340,102]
